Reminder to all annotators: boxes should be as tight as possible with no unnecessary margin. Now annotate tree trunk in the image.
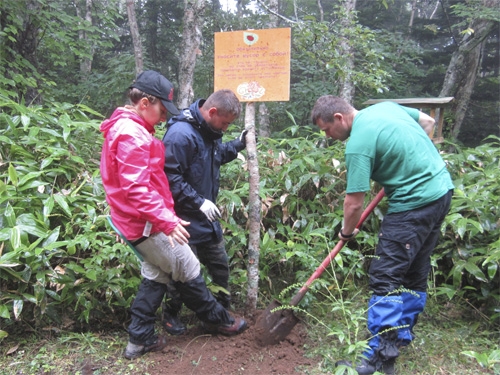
[257,0,278,138]
[317,0,324,22]
[244,102,261,314]
[439,4,496,139]
[258,103,270,137]
[178,0,205,109]
[338,0,356,102]
[76,0,93,78]
[126,0,143,76]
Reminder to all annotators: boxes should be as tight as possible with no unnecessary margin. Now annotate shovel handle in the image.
[289,189,386,307]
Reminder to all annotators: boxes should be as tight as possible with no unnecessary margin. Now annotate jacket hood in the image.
[168,99,223,141]
[100,107,154,137]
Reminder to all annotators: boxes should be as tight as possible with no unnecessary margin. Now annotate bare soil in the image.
[144,310,317,375]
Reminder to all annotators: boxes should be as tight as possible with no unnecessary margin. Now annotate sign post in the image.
[214,28,291,312]
[214,28,291,102]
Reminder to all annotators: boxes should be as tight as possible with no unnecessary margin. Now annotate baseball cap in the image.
[130,70,180,115]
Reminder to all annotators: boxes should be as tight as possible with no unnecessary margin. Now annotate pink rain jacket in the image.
[100,107,180,240]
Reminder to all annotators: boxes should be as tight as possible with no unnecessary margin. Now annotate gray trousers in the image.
[136,232,200,284]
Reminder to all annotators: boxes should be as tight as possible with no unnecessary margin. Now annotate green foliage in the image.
[220,125,382,304]
[0,91,140,328]
[284,11,390,127]
[1,95,498,336]
[0,0,122,106]
[461,348,500,371]
[432,137,500,319]
[450,0,500,31]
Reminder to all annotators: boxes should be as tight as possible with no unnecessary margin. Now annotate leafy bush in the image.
[0,91,140,332]
[220,125,384,306]
[1,93,498,338]
[433,137,500,319]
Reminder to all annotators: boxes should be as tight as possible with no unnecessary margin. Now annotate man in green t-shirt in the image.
[311,96,454,375]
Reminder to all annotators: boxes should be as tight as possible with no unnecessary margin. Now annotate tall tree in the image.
[338,0,357,102]
[439,0,498,139]
[244,102,261,314]
[126,0,143,75]
[75,0,93,78]
[257,0,279,138]
[178,0,206,108]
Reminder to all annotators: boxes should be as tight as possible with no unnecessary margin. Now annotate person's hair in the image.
[128,88,160,105]
[203,89,241,118]
[310,95,355,125]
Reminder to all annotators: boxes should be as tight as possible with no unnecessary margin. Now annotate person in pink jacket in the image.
[100,70,247,360]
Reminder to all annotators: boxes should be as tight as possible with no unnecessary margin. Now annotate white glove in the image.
[239,129,248,146]
[200,199,221,222]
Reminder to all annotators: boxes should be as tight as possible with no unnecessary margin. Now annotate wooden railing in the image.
[362,97,455,144]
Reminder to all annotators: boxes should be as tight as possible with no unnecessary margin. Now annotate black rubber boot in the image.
[377,329,399,374]
[336,357,380,375]
[162,282,186,335]
[127,278,167,345]
[174,273,232,325]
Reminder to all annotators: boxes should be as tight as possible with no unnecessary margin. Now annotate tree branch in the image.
[254,0,299,24]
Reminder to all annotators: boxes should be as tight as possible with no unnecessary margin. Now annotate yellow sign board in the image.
[214,28,291,102]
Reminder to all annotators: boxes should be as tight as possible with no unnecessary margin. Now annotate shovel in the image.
[255,189,386,346]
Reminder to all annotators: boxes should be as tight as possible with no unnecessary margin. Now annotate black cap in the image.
[130,70,180,115]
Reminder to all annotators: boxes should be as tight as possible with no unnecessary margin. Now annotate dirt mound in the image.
[147,310,316,375]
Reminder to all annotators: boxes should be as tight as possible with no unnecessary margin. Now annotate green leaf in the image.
[463,261,488,282]
[13,299,23,320]
[20,114,30,128]
[3,202,16,227]
[53,194,72,217]
[43,196,55,218]
[17,213,48,238]
[10,226,21,250]
[0,305,10,319]
[7,163,18,187]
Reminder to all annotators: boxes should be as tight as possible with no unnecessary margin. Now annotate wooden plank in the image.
[362,97,455,144]
[363,97,454,107]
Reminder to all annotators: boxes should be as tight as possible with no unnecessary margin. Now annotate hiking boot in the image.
[382,358,396,375]
[123,335,167,360]
[202,316,248,336]
[335,357,378,375]
[336,357,396,375]
[162,312,187,336]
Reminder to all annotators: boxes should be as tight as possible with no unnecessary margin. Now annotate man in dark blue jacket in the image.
[161,89,247,335]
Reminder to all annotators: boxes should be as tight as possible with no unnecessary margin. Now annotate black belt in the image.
[131,236,148,246]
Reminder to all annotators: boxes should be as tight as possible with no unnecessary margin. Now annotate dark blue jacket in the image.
[162,99,245,244]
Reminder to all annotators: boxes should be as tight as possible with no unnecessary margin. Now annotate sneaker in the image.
[202,316,248,336]
[123,335,168,360]
[162,312,187,336]
[335,357,378,375]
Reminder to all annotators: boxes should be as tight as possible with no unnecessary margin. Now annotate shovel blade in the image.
[255,300,300,346]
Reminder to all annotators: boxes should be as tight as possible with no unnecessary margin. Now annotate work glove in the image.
[239,129,248,147]
[200,199,221,222]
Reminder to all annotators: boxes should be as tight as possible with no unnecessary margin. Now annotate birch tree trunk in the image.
[257,0,278,138]
[317,0,324,22]
[76,0,93,78]
[178,0,205,109]
[244,102,261,314]
[126,0,143,76]
[338,0,356,102]
[439,0,496,139]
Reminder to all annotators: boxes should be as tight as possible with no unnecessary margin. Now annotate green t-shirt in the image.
[345,101,454,213]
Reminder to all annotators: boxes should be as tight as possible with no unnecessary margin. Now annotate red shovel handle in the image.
[289,189,385,306]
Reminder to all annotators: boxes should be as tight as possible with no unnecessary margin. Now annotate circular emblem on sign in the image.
[243,32,259,46]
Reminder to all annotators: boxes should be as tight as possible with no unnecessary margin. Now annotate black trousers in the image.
[369,190,453,295]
